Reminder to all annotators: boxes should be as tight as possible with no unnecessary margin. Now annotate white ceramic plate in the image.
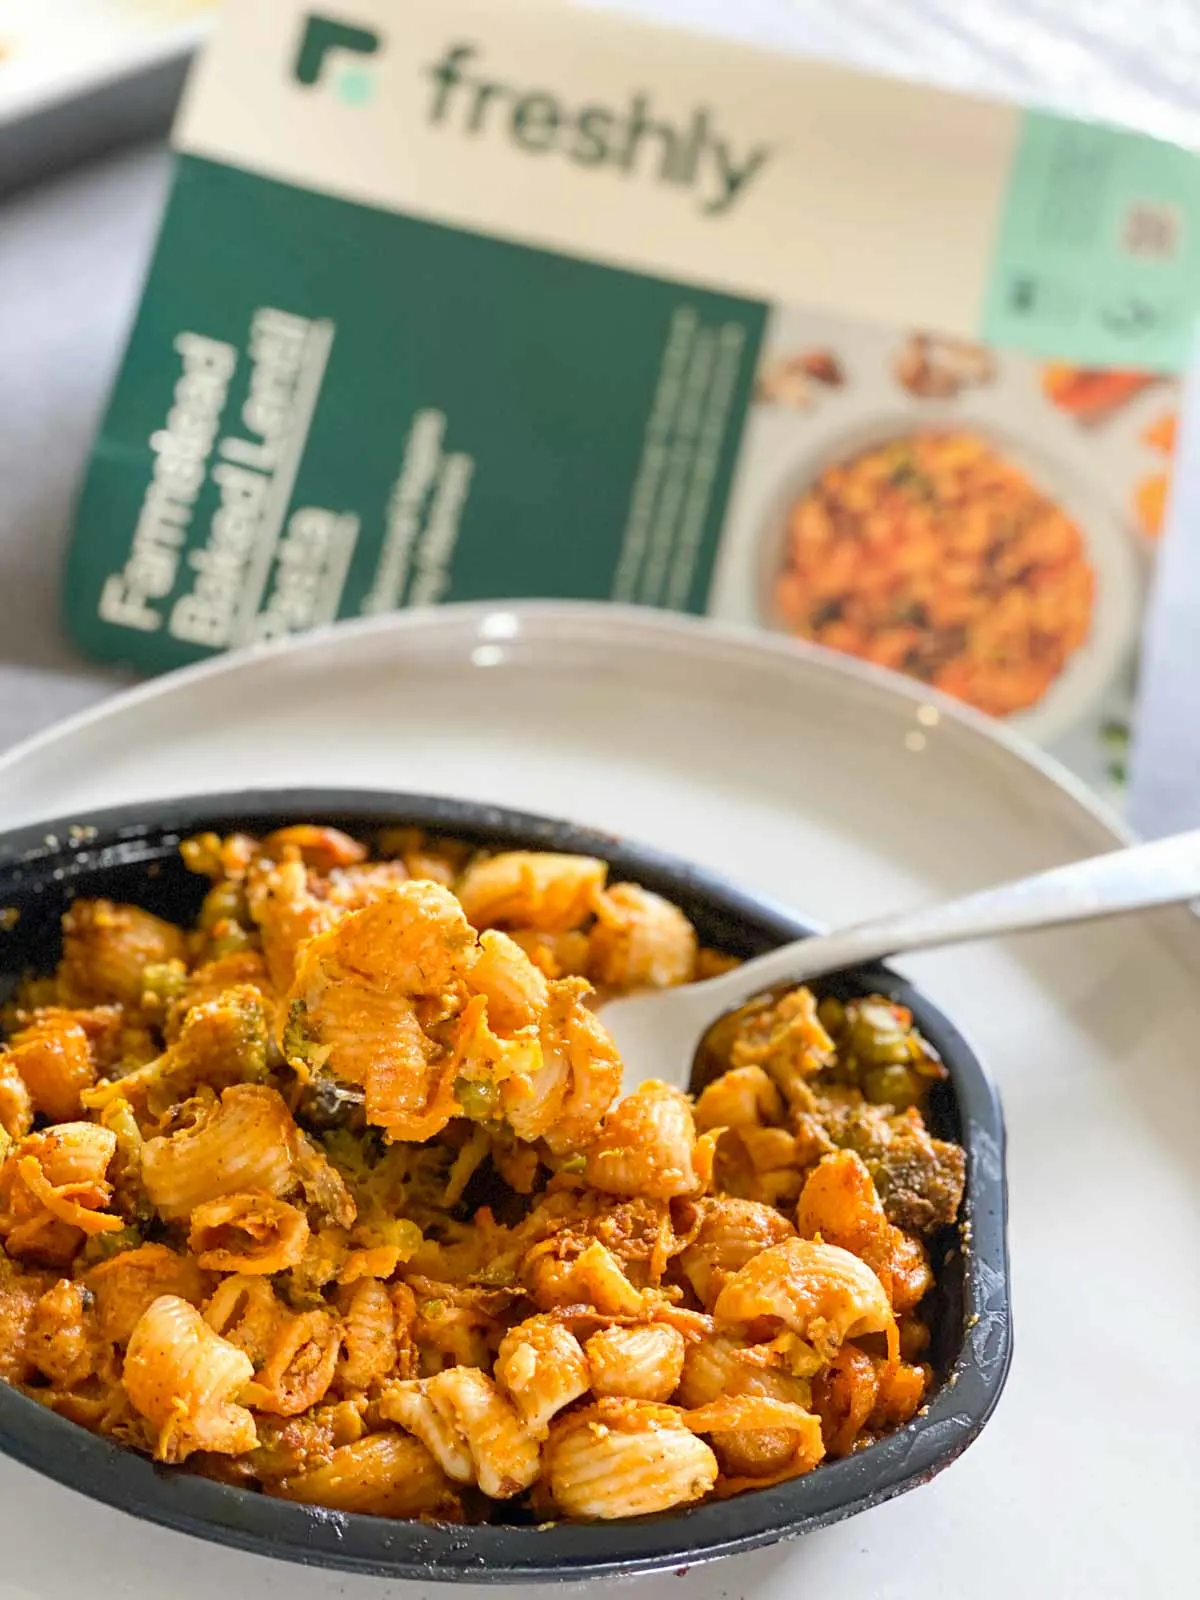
[0,603,1196,1599]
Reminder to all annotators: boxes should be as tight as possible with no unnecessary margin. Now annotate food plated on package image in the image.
[0,794,1009,1580]
[771,427,1095,722]
[711,308,1179,799]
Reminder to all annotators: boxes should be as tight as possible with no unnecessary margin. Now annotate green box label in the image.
[66,156,766,671]
[983,109,1200,371]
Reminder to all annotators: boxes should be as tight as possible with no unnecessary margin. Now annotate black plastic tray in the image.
[0,790,1012,1581]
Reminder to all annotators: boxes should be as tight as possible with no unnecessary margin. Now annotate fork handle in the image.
[699,827,1200,1001]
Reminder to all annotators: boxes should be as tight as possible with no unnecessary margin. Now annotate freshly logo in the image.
[293,14,381,106]
[425,43,771,217]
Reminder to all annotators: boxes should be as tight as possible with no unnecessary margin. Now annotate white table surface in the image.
[2,0,1199,830]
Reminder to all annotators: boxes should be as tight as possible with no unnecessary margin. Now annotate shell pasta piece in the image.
[585,1324,686,1402]
[252,1306,342,1417]
[141,1086,301,1220]
[677,1333,820,1478]
[187,1191,309,1274]
[337,1277,398,1391]
[123,1294,256,1462]
[4,1012,97,1121]
[495,1315,589,1437]
[380,1369,540,1498]
[25,1278,95,1388]
[693,1064,783,1133]
[524,1239,644,1316]
[464,930,549,1030]
[796,1149,932,1314]
[59,900,186,1007]
[678,1197,796,1309]
[0,1123,121,1263]
[456,852,606,933]
[684,1394,825,1486]
[0,1056,33,1140]
[284,883,474,1141]
[246,858,335,993]
[85,1244,209,1345]
[585,1080,712,1200]
[544,1400,718,1519]
[810,1343,880,1458]
[262,825,367,870]
[272,1432,462,1519]
[587,883,697,989]
[713,1238,893,1355]
[501,979,622,1153]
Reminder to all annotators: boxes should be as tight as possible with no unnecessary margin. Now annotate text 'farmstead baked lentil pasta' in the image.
[0,827,966,1522]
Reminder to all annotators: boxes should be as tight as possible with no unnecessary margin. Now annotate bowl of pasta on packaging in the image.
[0,791,1010,1581]
[758,419,1142,749]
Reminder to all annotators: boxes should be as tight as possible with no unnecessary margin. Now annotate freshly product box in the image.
[64,0,1199,803]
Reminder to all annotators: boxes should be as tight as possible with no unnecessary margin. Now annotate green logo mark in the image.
[293,14,382,106]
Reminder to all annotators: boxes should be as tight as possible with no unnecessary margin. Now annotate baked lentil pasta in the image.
[773,429,1095,718]
[0,826,965,1523]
